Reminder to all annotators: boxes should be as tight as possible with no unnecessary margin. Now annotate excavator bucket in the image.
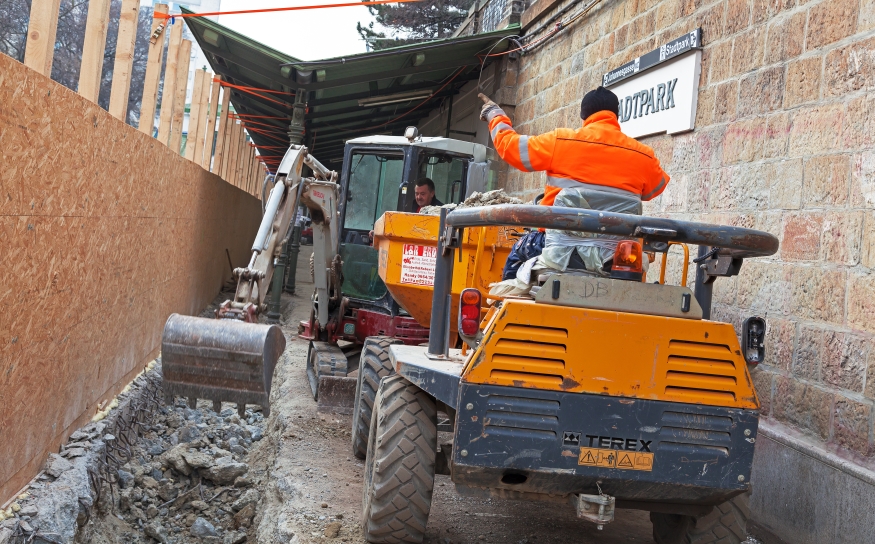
[161,314,286,417]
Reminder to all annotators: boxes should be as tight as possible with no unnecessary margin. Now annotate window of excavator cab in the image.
[417,153,468,207]
[344,152,404,231]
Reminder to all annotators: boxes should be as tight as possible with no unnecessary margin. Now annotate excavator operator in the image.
[478,86,670,275]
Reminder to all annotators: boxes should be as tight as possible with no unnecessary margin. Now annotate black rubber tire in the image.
[352,336,401,459]
[361,375,437,544]
[651,492,750,544]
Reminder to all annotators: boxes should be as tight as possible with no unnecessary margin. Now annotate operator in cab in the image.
[412,177,443,212]
[478,87,670,275]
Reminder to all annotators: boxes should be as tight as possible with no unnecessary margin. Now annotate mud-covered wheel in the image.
[306,342,348,400]
[651,492,750,544]
[352,336,402,459]
[361,375,436,544]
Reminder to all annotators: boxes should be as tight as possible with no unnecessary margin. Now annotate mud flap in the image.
[161,314,286,417]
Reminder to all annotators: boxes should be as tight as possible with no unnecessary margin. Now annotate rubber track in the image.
[362,375,436,544]
[352,337,399,459]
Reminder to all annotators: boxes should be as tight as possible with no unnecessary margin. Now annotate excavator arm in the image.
[160,145,339,416]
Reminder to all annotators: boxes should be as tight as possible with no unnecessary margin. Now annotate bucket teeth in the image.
[161,314,285,417]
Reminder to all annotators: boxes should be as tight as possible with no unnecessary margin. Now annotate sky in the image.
[206,0,377,60]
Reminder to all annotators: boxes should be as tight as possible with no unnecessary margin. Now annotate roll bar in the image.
[426,205,779,356]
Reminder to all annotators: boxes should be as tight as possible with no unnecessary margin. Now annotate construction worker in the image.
[412,177,443,212]
[478,87,670,274]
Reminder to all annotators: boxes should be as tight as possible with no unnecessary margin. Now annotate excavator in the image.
[160,128,499,416]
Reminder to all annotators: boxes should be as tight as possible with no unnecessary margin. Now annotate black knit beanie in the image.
[580,86,620,120]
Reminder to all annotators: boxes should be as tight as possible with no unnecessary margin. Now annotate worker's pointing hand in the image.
[478,93,499,121]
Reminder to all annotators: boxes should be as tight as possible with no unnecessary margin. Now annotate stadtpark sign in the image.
[603,28,703,139]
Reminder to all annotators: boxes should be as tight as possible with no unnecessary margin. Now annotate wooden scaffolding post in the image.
[138,3,169,135]
[184,69,206,161]
[213,89,231,174]
[23,0,62,76]
[246,148,254,194]
[156,22,184,144]
[77,0,112,102]
[168,39,193,154]
[224,119,240,181]
[108,0,142,120]
[230,124,241,186]
[196,75,218,168]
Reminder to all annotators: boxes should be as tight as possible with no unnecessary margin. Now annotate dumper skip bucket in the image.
[161,314,286,416]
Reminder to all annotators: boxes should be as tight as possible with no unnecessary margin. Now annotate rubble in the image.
[1,360,267,544]
[419,189,523,215]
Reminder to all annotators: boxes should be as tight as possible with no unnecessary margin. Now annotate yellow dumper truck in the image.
[354,204,776,544]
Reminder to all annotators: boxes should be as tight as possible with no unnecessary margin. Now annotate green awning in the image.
[182,7,519,167]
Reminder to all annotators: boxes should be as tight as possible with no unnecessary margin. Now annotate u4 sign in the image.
[603,29,703,139]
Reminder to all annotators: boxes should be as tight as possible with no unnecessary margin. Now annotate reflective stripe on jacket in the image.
[487,109,670,205]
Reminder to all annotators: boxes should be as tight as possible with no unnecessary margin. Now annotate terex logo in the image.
[585,435,652,452]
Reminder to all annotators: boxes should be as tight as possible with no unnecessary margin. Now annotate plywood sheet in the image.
[0,54,262,504]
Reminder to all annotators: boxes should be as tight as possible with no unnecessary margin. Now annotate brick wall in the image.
[503,0,875,464]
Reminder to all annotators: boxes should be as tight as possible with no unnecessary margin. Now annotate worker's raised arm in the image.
[479,93,555,173]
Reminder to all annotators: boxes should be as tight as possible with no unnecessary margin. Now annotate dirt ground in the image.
[253,254,656,544]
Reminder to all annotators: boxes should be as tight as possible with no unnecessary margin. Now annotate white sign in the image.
[400,244,436,285]
[609,50,702,139]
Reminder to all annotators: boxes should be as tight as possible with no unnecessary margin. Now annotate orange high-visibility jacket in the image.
[487,109,670,206]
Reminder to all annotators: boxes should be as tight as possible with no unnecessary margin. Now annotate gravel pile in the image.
[419,189,522,215]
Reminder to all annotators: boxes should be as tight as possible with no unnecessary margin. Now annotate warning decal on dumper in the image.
[400,244,437,285]
[578,447,654,471]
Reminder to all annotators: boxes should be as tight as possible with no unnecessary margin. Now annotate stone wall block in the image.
[851,151,875,208]
[738,65,786,116]
[702,2,728,43]
[765,12,805,64]
[822,331,868,392]
[765,316,796,371]
[848,271,875,333]
[737,260,792,314]
[725,0,752,35]
[751,367,775,415]
[695,127,724,169]
[794,324,823,381]
[788,104,843,156]
[860,0,875,32]
[832,396,872,456]
[686,169,712,212]
[763,111,791,159]
[656,0,682,30]
[803,154,851,207]
[695,85,716,126]
[862,210,875,268]
[722,117,766,164]
[768,158,804,210]
[865,338,875,400]
[820,211,863,265]
[715,80,740,122]
[731,26,766,77]
[805,0,859,51]
[842,93,875,149]
[709,40,734,84]
[784,56,823,108]
[790,265,847,324]
[670,132,698,172]
[772,375,833,440]
[823,37,875,98]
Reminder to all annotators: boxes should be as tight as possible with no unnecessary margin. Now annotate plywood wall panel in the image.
[0,54,262,504]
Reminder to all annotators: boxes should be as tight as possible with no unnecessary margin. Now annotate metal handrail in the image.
[443,205,779,259]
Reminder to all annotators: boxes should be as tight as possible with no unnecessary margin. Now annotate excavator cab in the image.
[301,133,498,407]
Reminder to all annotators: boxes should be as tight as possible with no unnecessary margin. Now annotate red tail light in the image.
[459,288,482,337]
[611,240,644,281]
